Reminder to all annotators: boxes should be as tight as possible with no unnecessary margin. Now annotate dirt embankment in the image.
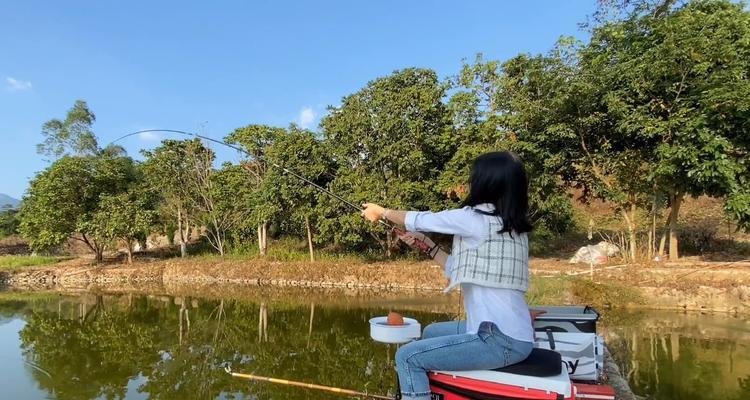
[2,257,750,314]
[0,258,450,291]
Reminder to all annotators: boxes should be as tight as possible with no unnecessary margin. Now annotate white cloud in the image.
[298,107,316,129]
[5,77,32,92]
[138,131,161,141]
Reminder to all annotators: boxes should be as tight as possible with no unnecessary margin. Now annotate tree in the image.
[142,140,206,257]
[0,206,20,238]
[91,192,156,263]
[263,125,335,261]
[37,100,100,159]
[319,68,453,252]
[583,0,750,259]
[226,125,287,256]
[19,154,137,261]
[442,54,574,237]
[192,162,251,256]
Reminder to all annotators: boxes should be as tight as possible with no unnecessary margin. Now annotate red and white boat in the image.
[427,348,615,400]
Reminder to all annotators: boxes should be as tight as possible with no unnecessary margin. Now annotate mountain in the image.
[0,194,20,209]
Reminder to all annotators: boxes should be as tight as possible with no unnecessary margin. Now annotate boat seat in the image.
[492,348,562,377]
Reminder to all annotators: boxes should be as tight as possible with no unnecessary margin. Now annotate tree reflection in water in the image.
[14,294,445,399]
[8,294,750,400]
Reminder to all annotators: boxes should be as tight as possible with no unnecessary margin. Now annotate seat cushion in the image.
[493,348,562,377]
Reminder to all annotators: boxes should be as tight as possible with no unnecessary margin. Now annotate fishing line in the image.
[111,129,438,254]
[110,129,363,212]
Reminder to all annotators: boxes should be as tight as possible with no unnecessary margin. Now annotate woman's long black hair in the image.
[462,151,533,234]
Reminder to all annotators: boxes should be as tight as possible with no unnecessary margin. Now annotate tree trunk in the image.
[305,215,314,262]
[263,221,268,254]
[386,230,393,258]
[649,188,658,260]
[658,221,668,257]
[177,207,187,258]
[126,242,133,264]
[257,221,268,256]
[621,206,637,262]
[668,193,683,261]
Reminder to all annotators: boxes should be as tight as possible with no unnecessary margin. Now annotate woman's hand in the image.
[361,203,386,223]
[397,231,436,251]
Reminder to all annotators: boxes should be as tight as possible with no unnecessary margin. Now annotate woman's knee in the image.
[421,323,442,339]
[396,341,426,371]
[422,321,462,339]
[395,343,413,367]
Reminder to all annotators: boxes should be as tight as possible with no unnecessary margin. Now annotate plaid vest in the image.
[445,214,529,293]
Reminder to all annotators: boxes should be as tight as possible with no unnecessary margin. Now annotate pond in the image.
[0,289,747,400]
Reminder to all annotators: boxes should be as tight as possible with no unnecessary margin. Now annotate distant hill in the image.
[0,194,20,209]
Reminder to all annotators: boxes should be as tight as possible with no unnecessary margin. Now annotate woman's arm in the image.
[361,202,476,237]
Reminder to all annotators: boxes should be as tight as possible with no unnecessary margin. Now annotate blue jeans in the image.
[395,321,533,400]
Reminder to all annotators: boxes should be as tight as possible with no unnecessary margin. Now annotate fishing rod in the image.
[224,366,393,399]
[111,129,362,212]
[109,129,434,253]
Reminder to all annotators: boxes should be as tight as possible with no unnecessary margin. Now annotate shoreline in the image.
[2,257,749,315]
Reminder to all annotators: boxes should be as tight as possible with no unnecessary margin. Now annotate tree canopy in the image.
[17,0,750,262]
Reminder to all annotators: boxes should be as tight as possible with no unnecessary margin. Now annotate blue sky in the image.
[0,0,596,199]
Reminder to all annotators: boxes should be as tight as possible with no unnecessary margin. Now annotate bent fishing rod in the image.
[109,129,433,253]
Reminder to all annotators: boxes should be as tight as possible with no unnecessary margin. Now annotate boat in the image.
[426,306,615,399]
[371,307,616,400]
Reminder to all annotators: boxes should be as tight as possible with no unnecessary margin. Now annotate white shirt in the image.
[405,204,534,343]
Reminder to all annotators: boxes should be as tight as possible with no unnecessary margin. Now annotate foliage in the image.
[19,154,138,260]
[91,191,156,262]
[141,139,211,256]
[581,0,750,254]
[21,1,750,260]
[37,100,101,159]
[319,68,453,249]
[445,54,575,234]
[0,207,20,238]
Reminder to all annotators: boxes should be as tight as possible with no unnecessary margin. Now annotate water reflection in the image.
[0,292,748,400]
[3,293,451,399]
[601,311,750,400]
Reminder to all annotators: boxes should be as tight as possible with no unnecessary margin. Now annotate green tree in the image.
[319,68,453,252]
[443,54,574,237]
[583,0,750,259]
[226,125,287,256]
[194,162,252,256]
[478,41,651,261]
[91,192,156,264]
[19,154,137,261]
[264,125,335,261]
[141,139,207,257]
[37,100,100,159]
[0,206,20,238]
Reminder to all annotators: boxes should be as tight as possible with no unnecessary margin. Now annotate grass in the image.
[526,276,573,305]
[0,255,68,270]
[526,275,646,309]
[190,236,422,264]
[570,277,645,308]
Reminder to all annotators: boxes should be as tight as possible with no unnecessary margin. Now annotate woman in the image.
[361,151,534,400]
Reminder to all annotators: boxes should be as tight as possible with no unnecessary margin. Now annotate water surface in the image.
[0,290,747,400]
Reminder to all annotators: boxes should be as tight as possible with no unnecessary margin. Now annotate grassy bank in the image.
[526,276,646,309]
[0,255,68,270]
